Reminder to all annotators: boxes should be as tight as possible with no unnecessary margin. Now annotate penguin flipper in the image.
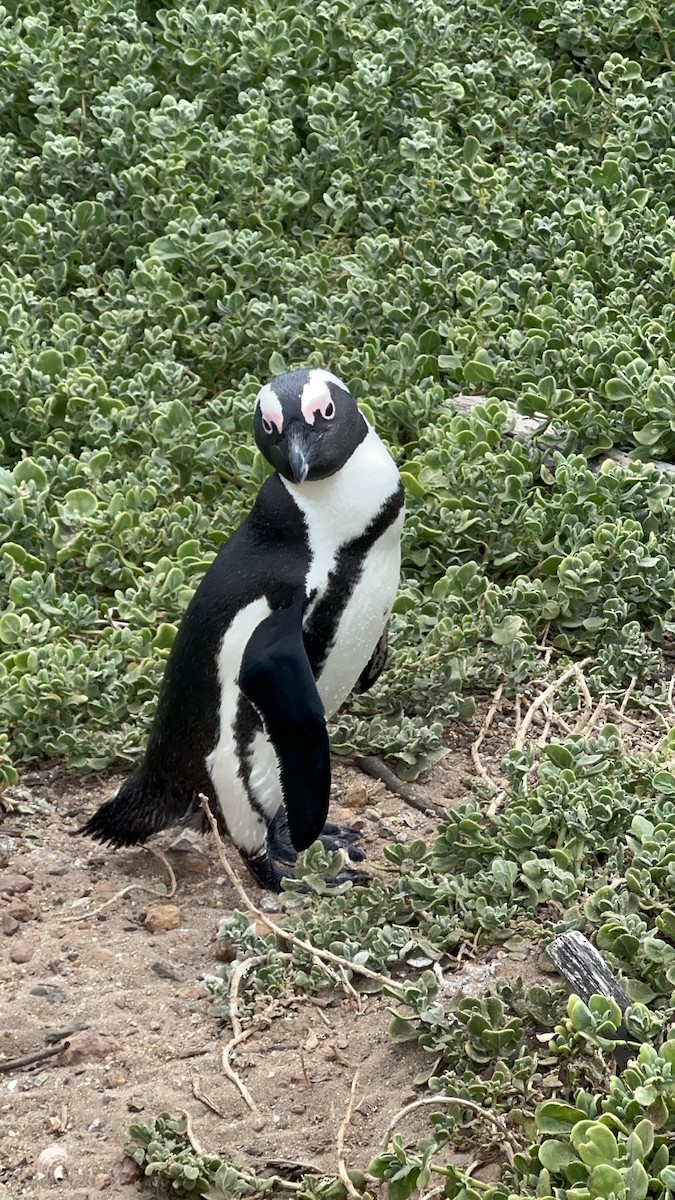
[239,600,330,854]
[352,626,388,695]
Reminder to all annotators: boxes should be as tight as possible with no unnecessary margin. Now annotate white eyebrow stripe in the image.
[300,369,348,424]
[257,384,284,433]
[309,368,348,392]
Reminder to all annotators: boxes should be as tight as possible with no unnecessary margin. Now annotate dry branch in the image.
[0,1042,69,1073]
[382,1094,519,1161]
[61,846,177,924]
[443,394,675,475]
[547,930,631,1009]
[515,661,590,751]
[191,1078,227,1118]
[336,1072,361,1200]
[351,754,445,817]
[470,684,503,787]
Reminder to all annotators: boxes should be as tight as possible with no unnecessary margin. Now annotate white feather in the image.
[282,425,403,714]
[206,597,271,853]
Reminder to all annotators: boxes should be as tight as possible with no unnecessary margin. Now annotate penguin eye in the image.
[261,416,274,435]
[324,400,335,420]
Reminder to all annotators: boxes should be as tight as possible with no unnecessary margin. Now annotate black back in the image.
[144,474,310,796]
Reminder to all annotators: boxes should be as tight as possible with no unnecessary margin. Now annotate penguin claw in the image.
[326,867,371,888]
[321,821,362,844]
[319,834,366,862]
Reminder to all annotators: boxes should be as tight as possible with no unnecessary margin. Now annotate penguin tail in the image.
[78,770,191,848]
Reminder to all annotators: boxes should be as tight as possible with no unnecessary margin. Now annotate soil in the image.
[0,712,542,1199]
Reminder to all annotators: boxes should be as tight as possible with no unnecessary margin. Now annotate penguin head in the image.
[253,368,368,484]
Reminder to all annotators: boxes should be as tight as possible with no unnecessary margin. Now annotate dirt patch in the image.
[0,744,482,1198]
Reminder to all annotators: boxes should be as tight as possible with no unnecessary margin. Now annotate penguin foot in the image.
[241,846,292,892]
[240,848,369,893]
[322,821,362,844]
[267,810,300,864]
[267,810,363,865]
[327,866,371,888]
[319,834,366,862]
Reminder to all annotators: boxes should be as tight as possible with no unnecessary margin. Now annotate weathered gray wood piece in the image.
[547,930,631,1008]
[547,930,635,1069]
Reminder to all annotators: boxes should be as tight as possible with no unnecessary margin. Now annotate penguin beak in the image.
[285,424,313,484]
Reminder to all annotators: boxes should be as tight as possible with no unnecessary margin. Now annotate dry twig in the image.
[516,660,590,751]
[336,1071,361,1200]
[191,1078,227,1118]
[61,845,176,924]
[513,692,522,740]
[573,662,594,720]
[382,1094,519,1162]
[619,674,638,717]
[199,794,406,999]
[228,955,265,1041]
[470,684,503,788]
[351,755,444,817]
[485,787,507,819]
[181,1109,205,1156]
[0,1042,69,1074]
[221,1001,281,1117]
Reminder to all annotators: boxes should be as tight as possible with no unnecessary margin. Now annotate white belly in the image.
[282,423,404,717]
[206,597,277,853]
[316,511,403,717]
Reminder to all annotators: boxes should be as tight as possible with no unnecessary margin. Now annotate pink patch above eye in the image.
[259,395,283,434]
[301,389,333,425]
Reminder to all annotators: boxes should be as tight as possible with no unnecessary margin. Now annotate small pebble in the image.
[1,915,19,937]
[0,835,16,864]
[0,872,33,896]
[290,1103,306,1115]
[9,939,34,964]
[144,904,181,934]
[168,833,204,854]
[29,984,66,1004]
[88,1118,103,1132]
[105,1069,127,1089]
[60,1032,114,1065]
[115,1159,142,1185]
[250,1115,266,1132]
[28,852,69,876]
[91,949,114,963]
[5,785,34,805]
[343,782,368,810]
[212,939,237,964]
[7,899,33,922]
[151,960,181,981]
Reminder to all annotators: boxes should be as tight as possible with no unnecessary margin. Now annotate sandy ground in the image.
[0,719,534,1198]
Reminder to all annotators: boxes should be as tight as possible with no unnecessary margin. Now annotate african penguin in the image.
[80,368,405,891]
